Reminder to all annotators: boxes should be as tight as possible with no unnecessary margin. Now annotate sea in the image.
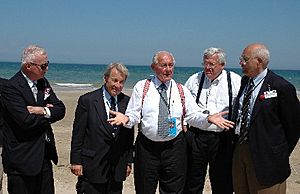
[1,61,300,94]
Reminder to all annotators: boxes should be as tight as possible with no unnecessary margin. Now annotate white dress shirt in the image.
[103,86,118,118]
[125,76,211,141]
[185,70,241,132]
[21,71,51,118]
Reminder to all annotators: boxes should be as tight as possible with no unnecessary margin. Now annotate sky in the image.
[0,0,300,70]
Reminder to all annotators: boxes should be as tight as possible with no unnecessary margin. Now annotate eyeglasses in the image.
[239,56,252,64]
[202,62,218,68]
[157,63,174,69]
[30,61,49,70]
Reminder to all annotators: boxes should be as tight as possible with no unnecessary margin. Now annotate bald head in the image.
[240,43,270,78]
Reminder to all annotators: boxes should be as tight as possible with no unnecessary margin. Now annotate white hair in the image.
[21,45,47,65]
[152,51,176,65]
[203,47,226,65]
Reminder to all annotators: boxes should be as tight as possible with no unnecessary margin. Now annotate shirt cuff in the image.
[44,107,51,118]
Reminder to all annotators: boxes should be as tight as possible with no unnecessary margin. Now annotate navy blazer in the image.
[1,71,65,176]
[232,70,300,186]
[70,87,134,183]
[0,77,8,145]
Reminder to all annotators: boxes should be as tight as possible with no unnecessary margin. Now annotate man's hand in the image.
[27,106,45,115]
[70,164,83,176]
[208,111,235,130]
[126,164,132,177]
[107,110,129,126]
[27,104,53,115]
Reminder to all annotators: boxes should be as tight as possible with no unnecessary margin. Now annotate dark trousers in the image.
[76,176,123,194]
[184,128,234,194]
[134,132,187,194]
[7,159,54,194]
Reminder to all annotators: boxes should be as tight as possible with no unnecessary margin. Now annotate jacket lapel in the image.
[16,71,37,104]
[94,87,115,138]
[250,70,271,124]
[36,79,46,106]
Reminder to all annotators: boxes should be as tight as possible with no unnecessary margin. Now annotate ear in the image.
[24,63,31,70]
[257,57,263,64]
[151,63,155,70]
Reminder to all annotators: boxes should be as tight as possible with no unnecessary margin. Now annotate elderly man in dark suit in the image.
[0,77,8,194]
[231,43,300,194]
[1,45,66,194]
[70,62,134,194]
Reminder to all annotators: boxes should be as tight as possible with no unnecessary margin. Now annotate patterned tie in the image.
[238,79,254,144]
[32,82,38,102]
[157,83,169,138]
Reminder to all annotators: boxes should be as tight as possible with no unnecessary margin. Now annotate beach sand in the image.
[2,89,300,193]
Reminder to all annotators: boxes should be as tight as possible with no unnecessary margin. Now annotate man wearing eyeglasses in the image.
[1,45,65,194]
[231,43,300,194]
[184,47,241,194]
[108,50,235,194]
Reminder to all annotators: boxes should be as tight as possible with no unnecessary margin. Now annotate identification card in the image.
[264,90,277,99]
[168,117,177,137]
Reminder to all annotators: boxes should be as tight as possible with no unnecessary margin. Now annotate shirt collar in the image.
[153,76,171,89]
[204,69,225,86]
[252,68,268,85]
[21,71,36,88]
[103,85,117,103]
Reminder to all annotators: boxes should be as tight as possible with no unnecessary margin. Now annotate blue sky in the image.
[1,0,300,70]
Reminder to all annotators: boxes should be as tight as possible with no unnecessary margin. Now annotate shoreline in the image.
[2,88,299,194]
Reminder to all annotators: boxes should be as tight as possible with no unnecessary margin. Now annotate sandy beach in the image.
[2,88,300,194]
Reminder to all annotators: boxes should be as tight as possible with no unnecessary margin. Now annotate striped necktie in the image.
[238,78,254,144]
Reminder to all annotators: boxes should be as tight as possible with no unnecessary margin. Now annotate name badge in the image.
[264,90,277,99]
[168,117,177,137]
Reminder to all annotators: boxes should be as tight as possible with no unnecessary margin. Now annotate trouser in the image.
[184,128,234,194]
[76,176,123,194]
[232,142,286,194]
[7,159,54,194]
[0,146,3,194]
[134,132,187,194]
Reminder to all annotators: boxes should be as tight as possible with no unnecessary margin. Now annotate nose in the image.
[239,60,246,66]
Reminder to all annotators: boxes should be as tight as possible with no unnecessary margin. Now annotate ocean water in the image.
[1,62,300,93]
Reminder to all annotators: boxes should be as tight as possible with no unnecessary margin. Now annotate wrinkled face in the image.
[151,53,174,83]
[104,68,126,96]
[26,54,49,80]
[239,47,260,78]
[203,54,224,81]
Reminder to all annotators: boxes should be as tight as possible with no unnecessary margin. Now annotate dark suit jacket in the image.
[232,70,300,186]
[70,87,134,183]
[1,71,65,176]
[0,78,8,146]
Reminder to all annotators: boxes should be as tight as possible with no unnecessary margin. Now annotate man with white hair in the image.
[109,50,235,194]
[184,47,241,194]
[231,43,300,193]
[1,45,65,194]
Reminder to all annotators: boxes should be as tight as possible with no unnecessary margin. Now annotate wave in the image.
[54,82,94,87]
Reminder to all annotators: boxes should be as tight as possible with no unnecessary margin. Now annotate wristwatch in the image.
[43,107,47,115]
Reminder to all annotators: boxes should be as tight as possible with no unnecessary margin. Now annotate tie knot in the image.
[159,83,167,91]
[111,97,116,104]
[249,78,254,86]
[110,97,116,111]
